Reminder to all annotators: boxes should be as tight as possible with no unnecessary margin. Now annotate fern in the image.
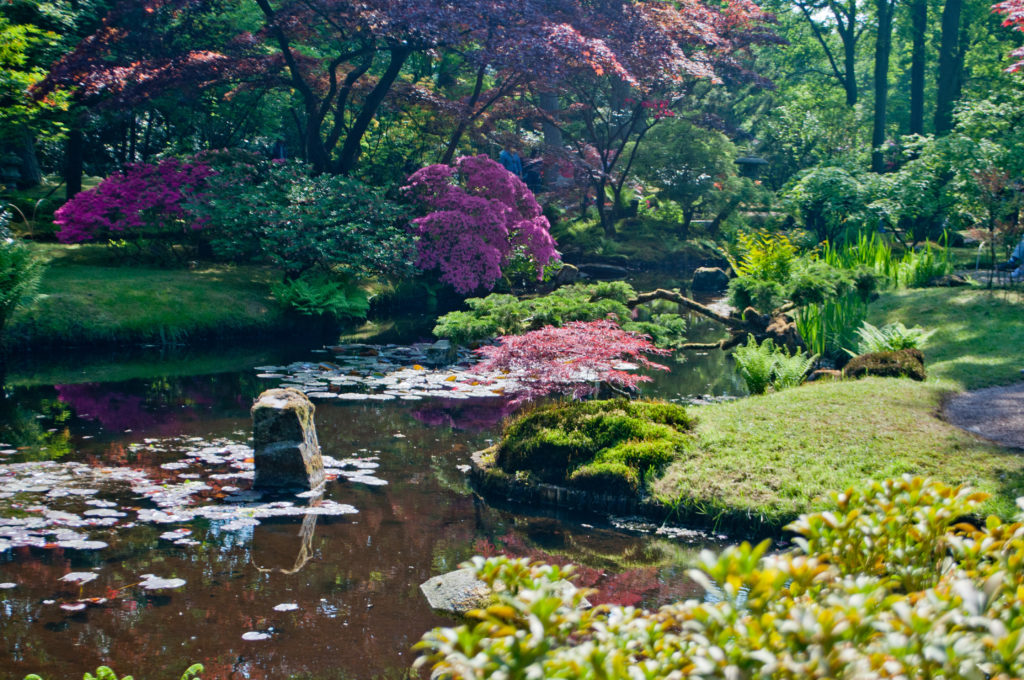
[733,335,817,394]
[732,335,777,395]
[849,321,933,355]
[271,274,369,320]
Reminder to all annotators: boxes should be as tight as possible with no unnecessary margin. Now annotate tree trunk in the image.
[909,0,927,135]
[13,128,42,188]
[336,46,411,175]
[871,0,895,174]
[935,0,963,134]
[539,91,562,148]
[843,33,858,106]
[65,126,84,200]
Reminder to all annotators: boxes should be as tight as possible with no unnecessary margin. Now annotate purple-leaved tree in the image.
[403,155,559,294]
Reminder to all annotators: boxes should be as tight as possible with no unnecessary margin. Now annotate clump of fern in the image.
[848,321,933,356]
[733,335,818,395]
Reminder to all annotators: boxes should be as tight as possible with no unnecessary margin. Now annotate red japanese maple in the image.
[473,319,670,403]
[995,0,1024,71]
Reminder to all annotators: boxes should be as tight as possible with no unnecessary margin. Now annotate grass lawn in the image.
[652,286,1024,531]
[4,244,290,350]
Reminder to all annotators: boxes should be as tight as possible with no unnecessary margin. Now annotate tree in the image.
[792,0,867,107]
[871,0,898,173]
[995,0,1024,71]
[403,155,558,294]
[472,319,669,403]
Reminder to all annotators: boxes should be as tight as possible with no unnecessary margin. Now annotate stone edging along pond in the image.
[468,448,793,541]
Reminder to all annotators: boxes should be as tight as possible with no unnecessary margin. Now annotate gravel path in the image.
[945,382,1024,450]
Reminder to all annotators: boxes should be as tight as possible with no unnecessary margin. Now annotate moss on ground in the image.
[497,399,694,495]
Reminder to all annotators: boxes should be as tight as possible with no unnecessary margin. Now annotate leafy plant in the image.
[473,319,670,403]
[896,241,954,288]
[731,334,817,394]
[415,476,1024,680]
[24,663,203,680]
[403,155,559,294]
[433,282,686,348]
[850,320,934,355]
[796,293,867,361]
[727,230,798,283]
[270,274,370,320]
[0,231,46,340]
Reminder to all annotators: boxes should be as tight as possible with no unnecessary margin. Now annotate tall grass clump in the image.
[795,293,867,362]
[897,241,954,288]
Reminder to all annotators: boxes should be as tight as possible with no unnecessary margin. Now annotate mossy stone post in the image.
[251,388,325,491]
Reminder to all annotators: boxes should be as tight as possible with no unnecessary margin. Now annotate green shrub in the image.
[732,335,817,394]
[495,399,693,494]
[844,348,927,381]
[432,283,687,348]
[796,293,868,362]
[850,320,934,355]
[415,476,1024,679]
[25,663,203,680]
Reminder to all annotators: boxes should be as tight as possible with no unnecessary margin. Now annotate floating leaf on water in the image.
[138,574,186,590]
[60,602,87,611]
[83,509,126,518]
[0,582,16,589]
[273,603,299,612]
[242,631,271,641]
[56,540,108,550]
[59,572,99,584]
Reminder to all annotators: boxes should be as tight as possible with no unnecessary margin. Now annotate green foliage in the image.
[270,273,369,320]
[24,663,202,680]
[0,230,46,336]
[432,282,687,348]
[495,399,693,494]
[727,230,798,283]
[415,476,1024,680]
[897,242,954,288]
[796,293,868,362]
[784,166,875,242]
[198,161,414,279]
[851,320,933,355]
[731,335,817,394]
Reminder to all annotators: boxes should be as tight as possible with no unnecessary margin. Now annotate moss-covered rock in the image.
[495,399,694,495]
[844,348,926,381]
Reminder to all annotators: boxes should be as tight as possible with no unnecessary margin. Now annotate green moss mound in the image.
[496,399,694,495]
[844,348,926,381]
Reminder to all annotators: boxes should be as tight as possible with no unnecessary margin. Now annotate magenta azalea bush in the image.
[403,155,559,294]
[54,158,215,244]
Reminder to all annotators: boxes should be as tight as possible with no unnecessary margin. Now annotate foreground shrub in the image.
[415,476,1024,679]
[433,281,687,347]
[844,348,927,381]
[26,663,203,680]
[494,399,693,494]
[403,155,559,294]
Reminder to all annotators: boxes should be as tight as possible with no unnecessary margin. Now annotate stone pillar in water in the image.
[251,388,325,491]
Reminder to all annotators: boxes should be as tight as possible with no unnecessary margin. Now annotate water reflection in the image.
[0,337,742,680]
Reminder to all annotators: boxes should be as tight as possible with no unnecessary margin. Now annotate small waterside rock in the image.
[578,262,629,279]
[690,266,730,292]
[926,273,970,287]
[423,339,457,367]
[251,388,325,492]
[420,567,589,617]
[806,369,843,382]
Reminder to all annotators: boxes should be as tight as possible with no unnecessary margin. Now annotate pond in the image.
[0,313,745,680]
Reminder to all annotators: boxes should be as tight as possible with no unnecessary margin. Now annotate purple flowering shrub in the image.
[54,158,215,246]
[403,155,559,294]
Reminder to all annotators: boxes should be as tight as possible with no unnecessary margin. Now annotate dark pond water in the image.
[0,314,745,680]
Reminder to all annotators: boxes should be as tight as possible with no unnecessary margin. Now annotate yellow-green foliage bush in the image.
[415,476,1024,679]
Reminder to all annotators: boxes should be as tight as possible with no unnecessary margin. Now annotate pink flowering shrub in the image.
[54,158,215,244]
[473,319,670,403]
[403,155,559,294]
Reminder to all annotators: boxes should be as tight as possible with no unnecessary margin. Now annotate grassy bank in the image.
[4,244,293,351]
[651,286,1024,530]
